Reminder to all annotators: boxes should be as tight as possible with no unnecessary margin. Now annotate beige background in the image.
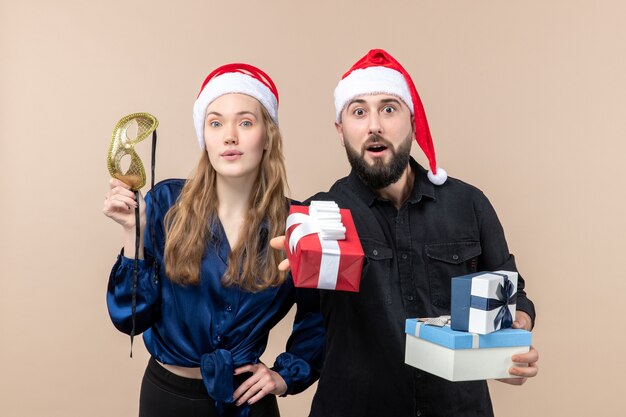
[1,1,624,416]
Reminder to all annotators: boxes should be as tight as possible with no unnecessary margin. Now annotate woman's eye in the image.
[382,106,395,114]
[240,120,252,127]
[209,121,221,127]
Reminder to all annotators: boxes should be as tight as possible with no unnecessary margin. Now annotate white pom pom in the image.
[427,167,448,185]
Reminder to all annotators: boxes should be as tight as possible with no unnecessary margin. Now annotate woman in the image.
[103,63,324,417]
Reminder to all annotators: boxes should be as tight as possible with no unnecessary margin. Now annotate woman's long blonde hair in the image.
[163,106,288,292]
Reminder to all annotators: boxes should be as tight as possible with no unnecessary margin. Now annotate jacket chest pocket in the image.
[359,238,394,305]
[425,241,482,310]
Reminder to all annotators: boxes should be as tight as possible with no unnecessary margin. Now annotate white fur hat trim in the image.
[193,72,278,149]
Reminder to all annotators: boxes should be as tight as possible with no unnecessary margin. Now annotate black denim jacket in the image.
[307,159,535,417]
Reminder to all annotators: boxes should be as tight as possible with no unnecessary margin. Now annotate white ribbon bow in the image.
[286,201,347,290]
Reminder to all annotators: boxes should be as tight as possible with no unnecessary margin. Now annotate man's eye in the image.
[209,121,221,127]
[354,109,365,116]
[383,106,395,114]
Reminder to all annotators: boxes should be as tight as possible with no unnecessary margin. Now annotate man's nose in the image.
[368,113,383,135]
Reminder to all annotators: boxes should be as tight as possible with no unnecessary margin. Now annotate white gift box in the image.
[450,271,518,335]
[404,319,531,381]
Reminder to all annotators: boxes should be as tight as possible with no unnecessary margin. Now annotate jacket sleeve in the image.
[106,190,162,335]
[272,285,325,396]
[476,191,536,328]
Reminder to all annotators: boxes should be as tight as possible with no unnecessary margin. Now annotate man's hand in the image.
[512,310,533,331]
[497,311,538,385]
[233,363,287,406]
[269,236,290,271]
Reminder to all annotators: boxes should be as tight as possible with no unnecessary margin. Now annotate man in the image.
[274,49,538,417]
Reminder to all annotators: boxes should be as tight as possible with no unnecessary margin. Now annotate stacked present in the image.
[285,201,364,292]
[405,271,531,381]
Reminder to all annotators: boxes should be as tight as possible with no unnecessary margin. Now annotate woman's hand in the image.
[232,363,287,406]
[103,178,145,231]
[103,178,146,258]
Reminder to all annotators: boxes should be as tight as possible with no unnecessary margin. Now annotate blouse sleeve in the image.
[106,254,160,335]
[106,189,163,335]
[272,285,325,396]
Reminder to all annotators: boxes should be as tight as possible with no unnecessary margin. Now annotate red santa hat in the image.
[193,63,279,149]
[334,49,447,185]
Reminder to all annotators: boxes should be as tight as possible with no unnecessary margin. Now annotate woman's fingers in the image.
[105,199,135,213]
[232,363,286,406]
[109,186,136,200]
[239,379,267,406]
[233,364,255,375]
[103,185,141,229]
[107,194,137,209]
[109,177,131,189]
[232,366,261,404]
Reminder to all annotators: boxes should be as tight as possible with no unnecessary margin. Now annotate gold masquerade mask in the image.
[107,113,159,191]
[106,112,159,357]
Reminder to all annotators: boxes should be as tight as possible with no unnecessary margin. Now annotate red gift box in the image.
[285,201,364,292]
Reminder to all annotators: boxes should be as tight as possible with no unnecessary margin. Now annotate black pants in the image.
[139,357,280,417]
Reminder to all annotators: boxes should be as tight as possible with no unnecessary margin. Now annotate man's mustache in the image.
[361,134,394,154]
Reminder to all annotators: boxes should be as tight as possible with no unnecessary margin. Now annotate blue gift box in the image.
[404,318,532,381]
[450,271,518,335]
[405,319,531,349]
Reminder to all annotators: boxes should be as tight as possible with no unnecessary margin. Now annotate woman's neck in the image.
[216,175,255,213]
[215,174,256,248]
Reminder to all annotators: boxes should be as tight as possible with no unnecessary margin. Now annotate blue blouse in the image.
[107,179,324,416]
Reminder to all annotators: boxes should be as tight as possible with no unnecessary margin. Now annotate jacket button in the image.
[452,254,459,261]
[402,253,408,260]
[372,249,378,256]
[416,410,422,416]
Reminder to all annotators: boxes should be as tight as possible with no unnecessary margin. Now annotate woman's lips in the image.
[221,149,243,160]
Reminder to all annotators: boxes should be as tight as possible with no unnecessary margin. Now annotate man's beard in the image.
[344,132,413,190]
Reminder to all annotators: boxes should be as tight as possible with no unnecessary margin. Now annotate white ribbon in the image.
[417,316,450,327]
[286,201,347,290]
[471,333,479,349]
[416,316,480,349]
